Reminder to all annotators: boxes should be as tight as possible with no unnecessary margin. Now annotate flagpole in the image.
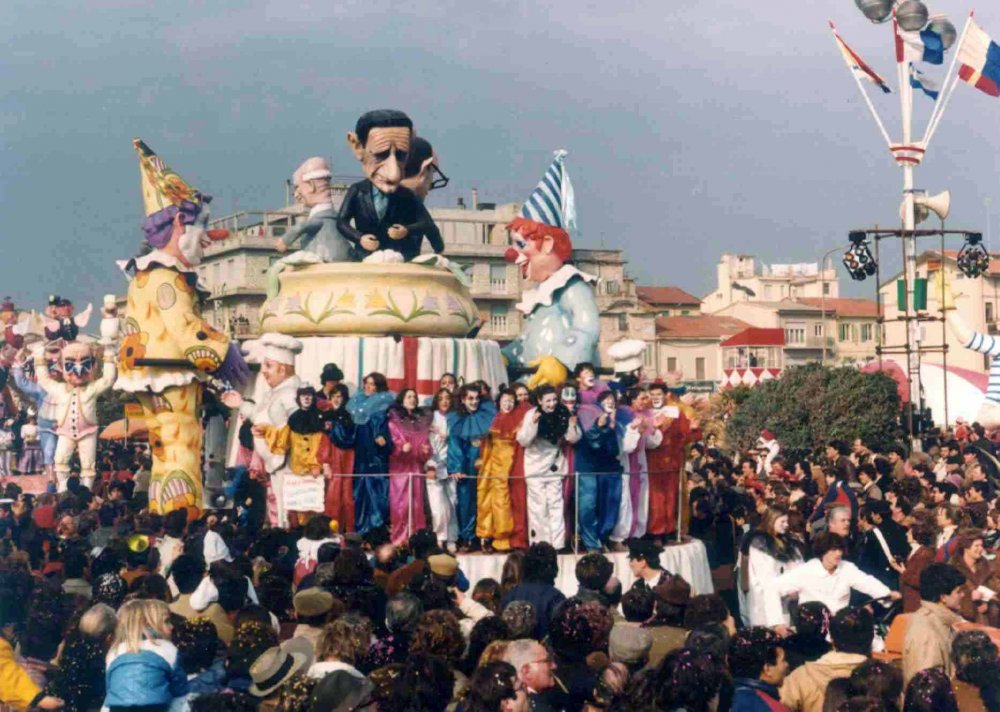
[829,22,893,149]
[923,12,975,146]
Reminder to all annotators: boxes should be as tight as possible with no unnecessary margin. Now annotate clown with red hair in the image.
[502,150,600,388]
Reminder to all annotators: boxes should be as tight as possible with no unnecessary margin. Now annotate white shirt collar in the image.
[515,264,598,315]
[308,202,334,218]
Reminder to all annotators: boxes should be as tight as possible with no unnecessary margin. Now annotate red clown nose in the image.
[504,247,519,263]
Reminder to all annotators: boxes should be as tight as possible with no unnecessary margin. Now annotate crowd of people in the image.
[6,369,1000,710]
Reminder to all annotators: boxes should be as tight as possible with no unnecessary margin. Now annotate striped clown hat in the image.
[519,149,577,236]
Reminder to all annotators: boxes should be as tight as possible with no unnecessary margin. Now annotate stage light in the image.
[957,233,991,278]
[854,0,894,24]
[843,232,877,281]
[897,0,929,32]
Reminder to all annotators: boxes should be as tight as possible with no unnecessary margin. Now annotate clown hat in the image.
[134,138,208,247]
[519,149,577,235]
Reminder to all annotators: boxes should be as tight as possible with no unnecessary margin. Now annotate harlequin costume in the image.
[257,386,331,527]
[322,399,356,533]
[447,401,497,546]
[387,405,433,545]
[347,389,395,535]
[646,400,697,538]
[609,408,662,544]
[116,139,247,519]
[475,403,530,551]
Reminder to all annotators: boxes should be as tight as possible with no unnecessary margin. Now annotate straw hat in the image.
[248,636,314,697]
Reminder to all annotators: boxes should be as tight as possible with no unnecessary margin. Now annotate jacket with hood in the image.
[779,651,867,712]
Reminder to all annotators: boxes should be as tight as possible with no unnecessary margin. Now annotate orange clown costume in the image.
[116,139,247,519]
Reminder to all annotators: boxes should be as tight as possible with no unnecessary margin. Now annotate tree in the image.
[726,363,902,455]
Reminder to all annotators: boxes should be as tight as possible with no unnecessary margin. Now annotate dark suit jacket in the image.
[336,180,444,261]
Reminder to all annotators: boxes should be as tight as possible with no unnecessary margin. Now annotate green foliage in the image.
[96,390,132,429]
[726,363,902,455]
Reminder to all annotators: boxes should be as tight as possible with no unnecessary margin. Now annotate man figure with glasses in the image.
[338,109,444,262]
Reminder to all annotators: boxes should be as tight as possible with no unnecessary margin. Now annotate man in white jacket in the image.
[763,531,900,635]
[517,385,581,550]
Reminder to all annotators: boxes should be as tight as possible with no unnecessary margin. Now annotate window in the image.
[839,323,850,342]
[667,357,677,372]
[490,305,507,334]
[489,264,506,290]
[814,323,824,337]
[617,314,628,331]
[987,302,995,323]
[784,323,805,344]
[482,224,494,244]
[226,259,235,283]
[860,323,873,342]
[643,345,653,367]
[823,282,831,295]
[681,309,690,316]
[606,281,620,295]
[695,357,706,380]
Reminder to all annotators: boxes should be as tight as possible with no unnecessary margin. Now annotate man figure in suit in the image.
[337,109,444,262]
[266,157,354,298]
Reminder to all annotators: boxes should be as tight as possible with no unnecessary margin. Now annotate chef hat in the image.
[607,339,646,374]
[244,333,302,366]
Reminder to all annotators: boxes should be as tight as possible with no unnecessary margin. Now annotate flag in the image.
[909,64,940,100]
[896,25,945,65]
[519,150,577,234]
[831,24,892,94]
[958,20,1000,97]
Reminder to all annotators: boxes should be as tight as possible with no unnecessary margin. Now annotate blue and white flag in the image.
[897,25,945,65]
[520,150,577,234]
[909,64,940,100]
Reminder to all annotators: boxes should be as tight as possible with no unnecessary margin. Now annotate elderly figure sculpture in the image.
[265,156,354,299]
[337,109,444,262]
[502,151,600,389]
[116,139,248,519]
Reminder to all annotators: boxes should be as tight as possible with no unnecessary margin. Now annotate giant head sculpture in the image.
[292,157,333,209]
[346,109,413,195]
[504,217,572,284]
[134,138,228,269]
[59,341,99,388]
[401,136,447,201]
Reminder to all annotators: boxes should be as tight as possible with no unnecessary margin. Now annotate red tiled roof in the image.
[655,315,749,339]
[721,327,785,348]
[637,286,702,306]
[797,297,879,318]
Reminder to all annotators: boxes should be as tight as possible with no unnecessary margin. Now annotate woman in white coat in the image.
[427,388,458,550]
[737,505,804,627]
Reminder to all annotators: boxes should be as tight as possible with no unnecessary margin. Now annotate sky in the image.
[4,0,1000,312]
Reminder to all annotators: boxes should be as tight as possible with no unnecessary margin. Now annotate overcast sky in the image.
[3,0,1000,311]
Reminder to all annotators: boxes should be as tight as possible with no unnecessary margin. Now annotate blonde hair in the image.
[113,599,172,654]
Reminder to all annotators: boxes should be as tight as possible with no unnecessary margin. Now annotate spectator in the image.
[902,562,966,683]
[308,616,370,680]
[899,516,937,614]
[950,629,998,712]
[902,668,958,712]
[461,660,527,712]
[290,587,336,653]
[501,543,566,639]
[502,600,537,641]
[504,638,558,710]
[247,638,314,708]
[782,602,832,671]
[729,627,789,712]
[780,607,875,712]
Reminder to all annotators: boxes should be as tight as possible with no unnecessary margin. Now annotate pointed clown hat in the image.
[518,149,577,236]
[133,138,209,248]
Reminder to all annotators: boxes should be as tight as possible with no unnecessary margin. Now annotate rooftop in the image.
[797,297,880,318]
[721,327,785,348]
[636,286,701,306]
[655,314,749,339]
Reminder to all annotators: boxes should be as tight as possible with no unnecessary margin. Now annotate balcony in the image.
[784,336,834,350]
[470,280,518,299]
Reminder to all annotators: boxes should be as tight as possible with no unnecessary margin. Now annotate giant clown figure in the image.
[502,151,600,387]
[116,139,248,519]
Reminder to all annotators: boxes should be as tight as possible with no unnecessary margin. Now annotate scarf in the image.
[347,390,395,425]
[447,401,497,441]
[538,403,571,445]
[288,406,324,435]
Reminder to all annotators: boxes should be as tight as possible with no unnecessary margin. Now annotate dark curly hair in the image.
[952,629,999,686]
[383,654,455,712]
[225,621,278,679]
[173,618,219,674]
[728,627,783,679]
[523,542,559,585]
[903,668,957,712]
[549,599,597,662]
[462,661,519,712]
[651,648,728,712]
[409,609,465,665]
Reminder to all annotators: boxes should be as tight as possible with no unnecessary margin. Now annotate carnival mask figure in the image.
[337,110,444,261]
[116,138,248,520]
[36,338,117,492]
[44,295,93,342]
[401,136,448,201]
[265,157,354,299]
[501,151,599,389]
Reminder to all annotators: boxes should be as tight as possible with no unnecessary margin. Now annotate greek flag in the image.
[520,150,578,234]
[909,64,940,100]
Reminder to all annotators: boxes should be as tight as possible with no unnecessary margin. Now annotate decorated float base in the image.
[259,261,481,338]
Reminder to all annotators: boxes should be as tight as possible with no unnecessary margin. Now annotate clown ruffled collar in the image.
[117,250,209,298]
[515,264,598,315]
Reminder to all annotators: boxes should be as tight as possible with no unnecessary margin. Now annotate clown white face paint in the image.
[650,389,665,409]
[499,393,515,414]
[579,368,595,388]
